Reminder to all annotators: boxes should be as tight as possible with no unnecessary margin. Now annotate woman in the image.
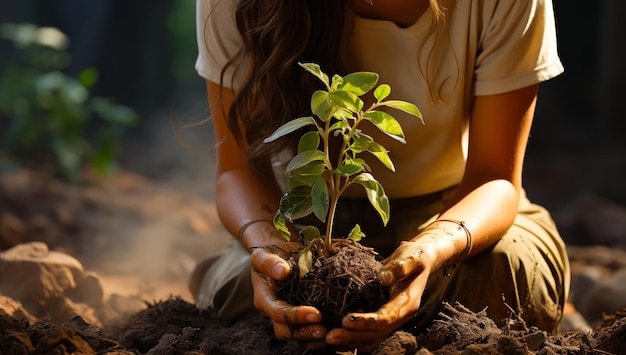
[191,0,570,351]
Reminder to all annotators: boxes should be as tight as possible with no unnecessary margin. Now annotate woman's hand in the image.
[250,243,329,351]
[326,240,436,352]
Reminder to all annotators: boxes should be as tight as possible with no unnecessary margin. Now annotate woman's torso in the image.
[196,0,564,198]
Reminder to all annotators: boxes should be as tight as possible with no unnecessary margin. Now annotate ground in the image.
[0,168,625,354]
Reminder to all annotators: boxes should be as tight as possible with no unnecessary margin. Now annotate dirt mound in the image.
[1,298,624,354]
[1,168,625,354]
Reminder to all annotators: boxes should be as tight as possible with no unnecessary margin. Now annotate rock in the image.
[558,310,592,334]
[555,193,626,246]
[0,212,25,250]
[45,295,102,327]
[578,267,626,324]
[0,242,83,311]
[0,242,106,325]
[0,294,37,324]
[69,271,105,308]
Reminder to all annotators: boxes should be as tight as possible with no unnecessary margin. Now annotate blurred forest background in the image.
[1,0,625,243]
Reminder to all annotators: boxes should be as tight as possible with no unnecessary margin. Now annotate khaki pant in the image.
[192,187,570,332]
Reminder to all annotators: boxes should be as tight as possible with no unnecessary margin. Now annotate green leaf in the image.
[299,62,329,87]
[298,131,320,153]
[363,111,406,143]
[329,119,348,133]
[278,186,313,221]
[273,213,291,241]
[330,74,343,91]
[333,108,354,122]
[367,142,395,171]
[329,91,363,113]
[348,224,366,242]
[285,150,328,176]
[311,176,329,222]
[349,132,374,153]
[353,173,390,225]
[298,244,314,278]
[287,160,325,185]
[384,100,424,123]
[333,158,366,176]
[299,225,321,241]
[78,68,99,88]
[374,84,391,102]
[337,72,379,96]
[263,116,318,143]
[91,98,138,125]
[311,90,335,122]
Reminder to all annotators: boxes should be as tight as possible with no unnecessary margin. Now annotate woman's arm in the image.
[206,80,328,348]
[412,82,539,271]
[208,80,283,248]
[327,84,539,351]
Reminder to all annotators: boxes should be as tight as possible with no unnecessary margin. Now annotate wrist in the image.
[431,219,472,264]
[413,219,473,269]
[238,218,284,250]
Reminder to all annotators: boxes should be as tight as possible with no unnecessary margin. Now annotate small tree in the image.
[264,63,422,276]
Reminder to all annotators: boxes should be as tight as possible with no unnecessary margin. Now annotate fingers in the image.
[325,285,421,353]
[341,271,428,332]
[380,241,432,286]
[341,291,414,330]
[273,321,327,342]
[251,265,321,320]
[250,246,291,281]
[326,328,389,353]
[268,303,328,345]
[260,289,327,344]
[250,248,327,344]
[250,246,322,325]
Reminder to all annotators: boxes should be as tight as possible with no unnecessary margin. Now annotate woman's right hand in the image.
[250,244,329,350]
[206,79,327,349]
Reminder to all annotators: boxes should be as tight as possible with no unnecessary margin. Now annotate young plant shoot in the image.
[263,62,422,276]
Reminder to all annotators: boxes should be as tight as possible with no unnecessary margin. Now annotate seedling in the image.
[264,63,422,276]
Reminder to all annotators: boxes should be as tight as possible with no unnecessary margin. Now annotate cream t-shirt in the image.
[196,0,564,198]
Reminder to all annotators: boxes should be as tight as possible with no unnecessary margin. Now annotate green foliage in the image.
[265,63,422,258]
[0,23,138,182]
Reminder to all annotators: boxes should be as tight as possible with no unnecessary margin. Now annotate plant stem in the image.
[322,117,335,256]
[324,194,339,256]
[323,109,371,255]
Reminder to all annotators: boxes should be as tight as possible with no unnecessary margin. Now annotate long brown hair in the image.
[219,0,445,171]
[217,1,344,171]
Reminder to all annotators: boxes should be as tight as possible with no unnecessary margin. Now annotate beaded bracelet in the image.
[237,219,274,242]
[426,219,473,263]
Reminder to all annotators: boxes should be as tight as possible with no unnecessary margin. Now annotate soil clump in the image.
[276,238,389,329]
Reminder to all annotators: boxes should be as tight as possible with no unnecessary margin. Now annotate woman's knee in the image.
[475,232,566,331]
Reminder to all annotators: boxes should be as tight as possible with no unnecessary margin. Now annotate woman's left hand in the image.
[325,240,436,352]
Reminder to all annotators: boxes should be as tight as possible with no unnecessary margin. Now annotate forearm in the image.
[414,85,537,272]
[413,179,519,272]
[216,168,286,250]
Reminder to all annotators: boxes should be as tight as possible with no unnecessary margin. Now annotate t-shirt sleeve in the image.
[473,0,564,96]
[195,0,243,87]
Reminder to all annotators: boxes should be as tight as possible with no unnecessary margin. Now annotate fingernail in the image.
[273,263,286,277]
[327,335,341,345]
[306,313,320,323]
[312,330,323,339]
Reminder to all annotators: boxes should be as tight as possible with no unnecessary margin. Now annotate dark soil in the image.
[1,297,625,354]
[1,168,626,354]
[276,238,389,329]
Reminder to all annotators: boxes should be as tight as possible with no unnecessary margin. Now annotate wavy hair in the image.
[219,0,445,171]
